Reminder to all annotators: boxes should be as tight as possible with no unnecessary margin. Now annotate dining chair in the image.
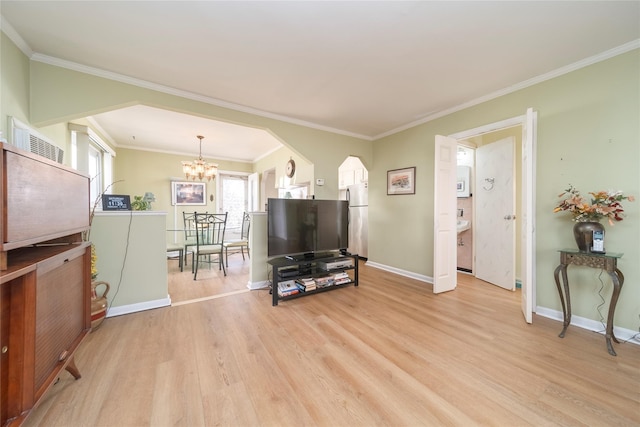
[193,212,227,279]
[183,211,198,268]
[223,211,250,267]
[166,243,184,272]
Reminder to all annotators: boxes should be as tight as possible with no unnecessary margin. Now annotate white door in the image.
[521,108,537,323]
[433,135,458,293]
[474,137,516,290]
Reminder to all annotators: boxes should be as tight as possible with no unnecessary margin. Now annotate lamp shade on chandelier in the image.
[182,135,218,181]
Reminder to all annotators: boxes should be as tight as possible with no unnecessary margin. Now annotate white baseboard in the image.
[247,280,270,290]
[536,306,640,346]
[365,260,433,284]
[106,296,172,318]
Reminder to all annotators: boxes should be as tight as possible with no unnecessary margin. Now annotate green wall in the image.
[0,32,30,139]
[112,148,253,227]
[2,29,638,332]
[372,50,639,330]
[27,61,372,201]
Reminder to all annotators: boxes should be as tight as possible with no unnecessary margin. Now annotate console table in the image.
[553,249,624,356]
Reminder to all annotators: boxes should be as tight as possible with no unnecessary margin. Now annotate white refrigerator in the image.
[346,182,368,259]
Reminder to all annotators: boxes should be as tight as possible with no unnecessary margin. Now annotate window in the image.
[87,134,114,207]
[69,125,114,208]
[88,145,101,206]
[219,173,248,238]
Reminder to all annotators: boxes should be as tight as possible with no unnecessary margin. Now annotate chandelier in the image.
[181,135,218,181]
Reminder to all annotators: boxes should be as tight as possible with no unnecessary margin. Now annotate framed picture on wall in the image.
[387,167,416,195]
[172,181,206,205]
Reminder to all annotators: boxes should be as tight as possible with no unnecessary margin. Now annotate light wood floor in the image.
[23,259,640,426]
[167,253,251,304]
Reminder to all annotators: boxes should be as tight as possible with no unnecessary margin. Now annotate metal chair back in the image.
[195,212,227,247]
[193,212,227,279]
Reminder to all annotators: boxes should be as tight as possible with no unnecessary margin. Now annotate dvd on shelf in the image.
[296,277,317,292]
[278,281,299,297]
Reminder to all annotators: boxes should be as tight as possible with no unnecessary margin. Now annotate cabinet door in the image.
[0,271,35,426]
[339,170,355,189]
[34,249,87,397]
[1,282,8,424]
[3,150,89,249]
[354,168,364,184]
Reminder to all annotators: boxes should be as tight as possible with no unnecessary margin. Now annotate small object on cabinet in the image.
[591,229,605,253]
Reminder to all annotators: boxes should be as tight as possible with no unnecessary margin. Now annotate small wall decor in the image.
[456,165,471,197]
[172,181,206,205]
[387,167,416,195]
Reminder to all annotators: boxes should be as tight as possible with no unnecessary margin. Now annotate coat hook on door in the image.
[482,177,495,191]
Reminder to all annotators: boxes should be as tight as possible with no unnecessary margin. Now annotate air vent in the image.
[28,133,64,163]
[9,116,64,164]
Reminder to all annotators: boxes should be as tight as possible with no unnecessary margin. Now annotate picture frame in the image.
[387,167,416,195]
[172,181,206,205]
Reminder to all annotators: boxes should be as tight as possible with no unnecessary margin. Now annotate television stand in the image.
[268,254,359,306]
[285,251,336,262]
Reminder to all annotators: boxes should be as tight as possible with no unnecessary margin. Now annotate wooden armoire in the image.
[0,143,91,426]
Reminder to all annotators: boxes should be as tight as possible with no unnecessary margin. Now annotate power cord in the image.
[596,271,640,346]
[594,269,607,334]
[107,210,133,312]
[266,267,273,295]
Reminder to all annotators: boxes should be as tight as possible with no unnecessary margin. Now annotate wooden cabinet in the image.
[339,167,368,190]
[0,143,90,427]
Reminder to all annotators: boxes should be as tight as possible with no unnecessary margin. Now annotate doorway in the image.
[434,108,536,323]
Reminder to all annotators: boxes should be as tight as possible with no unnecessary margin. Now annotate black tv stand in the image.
[285,253,312,261]
[285,251,335,262]
[268,254,359,306]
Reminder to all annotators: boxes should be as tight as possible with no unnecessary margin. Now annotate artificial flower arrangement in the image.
[554,184,635,225]
[91,244,98,280]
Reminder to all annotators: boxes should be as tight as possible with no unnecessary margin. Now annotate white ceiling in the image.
[2,1,639,162]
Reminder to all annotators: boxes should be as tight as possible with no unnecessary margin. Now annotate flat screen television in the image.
[267,198,349,260]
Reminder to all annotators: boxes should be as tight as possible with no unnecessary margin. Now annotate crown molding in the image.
[29,53,372,141]
[1,15,33,57]
[374,39,640,140]
[4,16,637,143]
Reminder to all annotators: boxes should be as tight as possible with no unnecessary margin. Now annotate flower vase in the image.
[572,221,604,253]
[90,280,110,331]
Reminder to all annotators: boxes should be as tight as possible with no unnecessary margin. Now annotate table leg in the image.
[604,268,625,356]
[554,264,571,338]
